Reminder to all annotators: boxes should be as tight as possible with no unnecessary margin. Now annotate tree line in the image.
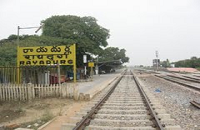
[160,57,200,70]
[174,57,200,69]
[0,15,129,67]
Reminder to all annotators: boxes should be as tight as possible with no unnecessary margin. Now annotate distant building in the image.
[153,59,160,67]
[170,63,175,68]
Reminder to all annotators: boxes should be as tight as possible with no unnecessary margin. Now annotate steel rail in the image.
[73,75,123,130]
[190,101,200,109]
[155,75,200,92]
[167,74,200,84]
[132,71,164,130]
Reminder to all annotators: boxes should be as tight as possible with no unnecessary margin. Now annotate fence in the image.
[0,83,79,101]
[0,67,17,84]
[0,66,63,85]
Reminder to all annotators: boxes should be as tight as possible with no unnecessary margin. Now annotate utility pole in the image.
[83,55,87,76]
[156,51,158,71]
[16,24,44,84]
[95,55,99,75]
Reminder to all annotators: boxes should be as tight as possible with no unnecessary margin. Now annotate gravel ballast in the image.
[137,73,200,130]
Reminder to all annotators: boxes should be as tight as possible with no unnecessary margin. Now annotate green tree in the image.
[98,47,129,63]
[161,59,170,68]
[42,15,110,67]
[42,15,109,54]
[0,41,17,66]
[174,56,200,68]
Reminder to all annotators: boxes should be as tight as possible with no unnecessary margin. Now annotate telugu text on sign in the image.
[18,45,75,66]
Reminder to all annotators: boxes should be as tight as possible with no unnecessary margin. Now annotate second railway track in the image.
[63,70,181,130]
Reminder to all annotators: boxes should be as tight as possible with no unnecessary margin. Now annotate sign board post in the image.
[57,64,61,84]
[83,55,87,76]
[17,44,77,83]
[73,44,76,83]
[88,62,94,79]
[17,46,20,84]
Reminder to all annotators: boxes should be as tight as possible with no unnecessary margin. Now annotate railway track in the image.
[62,70,181,130]
[167,74,200,84]
[155,74,200,92]
[138,69,200,92]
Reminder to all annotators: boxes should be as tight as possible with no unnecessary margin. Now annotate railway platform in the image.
[76,69,123,100]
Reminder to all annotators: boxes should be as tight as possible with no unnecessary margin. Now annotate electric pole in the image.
[156,51,158,71]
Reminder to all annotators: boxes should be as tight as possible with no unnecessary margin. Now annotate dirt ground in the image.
[0,98,88,130]
[41,101,88,130]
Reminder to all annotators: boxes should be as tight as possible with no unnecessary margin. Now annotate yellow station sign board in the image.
[88,62,94,67]
[18,45,75,66]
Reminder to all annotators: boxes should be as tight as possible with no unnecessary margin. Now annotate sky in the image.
[0,0,200,66]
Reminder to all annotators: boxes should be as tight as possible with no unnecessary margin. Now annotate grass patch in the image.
[13,110,54,130]
[41,109,54,122]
